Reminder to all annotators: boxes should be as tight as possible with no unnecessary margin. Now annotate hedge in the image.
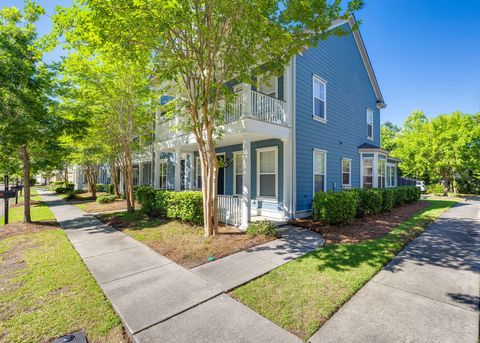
[97,194,117,204]
[106,184,115,194]
[313,190,359,225]
[312,186,421,225]
[136,186,204,225]
[95,183,106,192]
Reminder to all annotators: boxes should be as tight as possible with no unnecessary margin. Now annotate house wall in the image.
[294,23,381,212]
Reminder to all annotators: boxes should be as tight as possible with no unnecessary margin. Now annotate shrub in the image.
[106,184,115,194]
[246,220,278,237]
[154,190,172,217]
[380,188,395,212]
[166,191,203,225]
[136,186,157,216]
[355,189,383,217]
[95,183,106,192]
[427,183,444,195]
[29,178,37,186]
[54,187,69,194]
[96,195,117,204]
[313,190,359,225]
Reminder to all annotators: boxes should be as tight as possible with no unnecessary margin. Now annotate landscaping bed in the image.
[231,199,456,341]
[0,222,127,342]
[97,211,276,269]
[74,199,131,213]
[290,201,430,245]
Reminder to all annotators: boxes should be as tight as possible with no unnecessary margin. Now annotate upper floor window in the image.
[313,149,327,193]
[313,75,327,121]
[366,108,374,140]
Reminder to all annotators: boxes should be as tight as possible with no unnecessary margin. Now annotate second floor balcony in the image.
[156,86,288,143]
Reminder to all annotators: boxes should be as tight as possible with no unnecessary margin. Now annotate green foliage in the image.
[106,183,115,194]
[246,220,278,237]
[96,194,117,204]
[135,185,157,216]
[379,188,395,212]
[54,185,74,194]
[166,192,204,225]
[313,191,359,225]
[354,189,383,216]
[29,178,37,186]
[380,121,401,152]
[136,188,204,225]
[95,183,106,192]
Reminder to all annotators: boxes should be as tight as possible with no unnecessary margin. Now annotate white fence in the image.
[217,195,242,227]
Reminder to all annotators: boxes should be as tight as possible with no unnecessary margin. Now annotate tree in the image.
[55,0,363,236]
[392,111,480,195]
[55,44,154,210]
[380,121,401,152]
[0,2,64,222]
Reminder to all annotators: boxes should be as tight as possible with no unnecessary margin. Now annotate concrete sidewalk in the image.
[39,190,318,342]
[310,200,480,343]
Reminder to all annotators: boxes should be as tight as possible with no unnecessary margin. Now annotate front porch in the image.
[153,138,293,228]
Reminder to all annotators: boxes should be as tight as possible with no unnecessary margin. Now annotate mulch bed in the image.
[289,201,430,245]
[0,221,59,240]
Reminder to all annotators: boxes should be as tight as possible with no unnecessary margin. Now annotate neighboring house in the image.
[72,164,111,190]
[142,16,398,227]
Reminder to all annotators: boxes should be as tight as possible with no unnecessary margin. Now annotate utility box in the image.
[52,332,87,343]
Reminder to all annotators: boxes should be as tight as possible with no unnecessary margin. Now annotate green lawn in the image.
[0,188,55,223]
[231,200,456,341]
[0,227,124,342]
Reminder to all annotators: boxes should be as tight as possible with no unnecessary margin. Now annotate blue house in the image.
[140,16,398,227]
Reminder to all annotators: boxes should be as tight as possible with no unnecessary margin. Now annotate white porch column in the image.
[138,163,144,186]
[282,138,292,220]
[372,152,379,188]
[153,152,160,189]
[241,137,251,229]
[174,147,182,191]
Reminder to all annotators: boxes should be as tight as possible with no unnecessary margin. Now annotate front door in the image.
[217,155,225,195]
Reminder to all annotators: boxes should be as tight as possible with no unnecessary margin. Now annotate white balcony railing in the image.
[156,88,287,142]
[217,195,242,227]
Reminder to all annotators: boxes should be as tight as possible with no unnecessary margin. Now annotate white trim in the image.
[313,148,327,194]
[232,151,243,195]
[341,158,352,189]
[360,153,374,189]
[366,107,374,140]
[291,56,297,218]
[256,146,278,200]
[312,75,327,122]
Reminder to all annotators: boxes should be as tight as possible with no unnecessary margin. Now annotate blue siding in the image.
[295,24,381,212]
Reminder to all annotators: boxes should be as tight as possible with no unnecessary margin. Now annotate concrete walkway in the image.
[310,200,480,343]
[38,190,323,342]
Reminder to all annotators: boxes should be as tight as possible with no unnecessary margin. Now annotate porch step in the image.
[251,216,288,227]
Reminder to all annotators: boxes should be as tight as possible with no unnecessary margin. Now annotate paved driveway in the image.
[310,199,480,343]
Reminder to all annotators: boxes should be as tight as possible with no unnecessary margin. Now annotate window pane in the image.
[314,98,325,118]
[368,124,373,138]
[260,174,275,197]
[314,151,325,175]
[235,175,243,195]
[343,173,350,185]
[235,154,243,173]
[363,176,373,188]
[342,160,350,173]
[314,175,325,193]
[260,150,275,173]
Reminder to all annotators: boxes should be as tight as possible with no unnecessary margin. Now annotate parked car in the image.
[416,180,427,192]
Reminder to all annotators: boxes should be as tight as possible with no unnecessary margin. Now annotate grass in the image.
[231,199,456,341]
[0,227,125,342]
[0,188,55,224]
[98,211,275,268]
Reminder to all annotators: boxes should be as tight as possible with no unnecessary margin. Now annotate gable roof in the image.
[326,16,386,109]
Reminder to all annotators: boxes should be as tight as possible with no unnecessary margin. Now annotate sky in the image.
[3,0,480,126]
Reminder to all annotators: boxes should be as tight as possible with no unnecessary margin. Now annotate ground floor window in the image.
[233,152,243,195]
[362,158,373,188]
[159,161,168,189]
[142,162,152,185]
[133,166,139,186]
[342,158,351,189]
[257,147,277,198]
[387,164,396,187]
[313,149,327,193]
[378,159,386,188]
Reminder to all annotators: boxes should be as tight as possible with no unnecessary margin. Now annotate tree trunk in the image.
[108,162,120,196]
[199,145,219,237]
[64,168,68,186]
[442,173,449,197]
[21,144,31,223]
[122,154,135,212]
[85,166,97,198]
